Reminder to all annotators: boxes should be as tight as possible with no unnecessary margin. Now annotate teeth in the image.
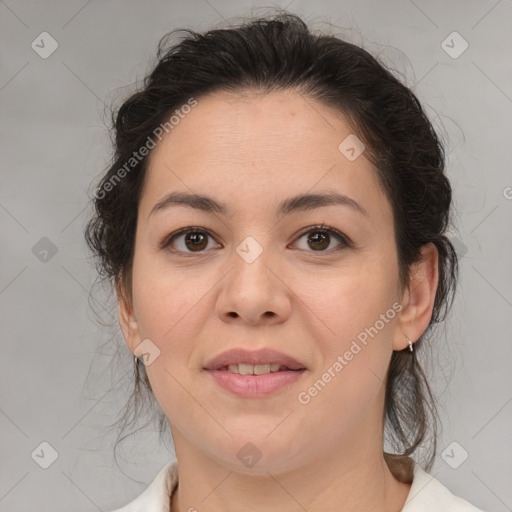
[226,363,284,375]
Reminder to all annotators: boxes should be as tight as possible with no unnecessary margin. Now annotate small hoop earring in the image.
[406,336,414,353]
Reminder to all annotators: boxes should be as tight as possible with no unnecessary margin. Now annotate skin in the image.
[117,89,439,512]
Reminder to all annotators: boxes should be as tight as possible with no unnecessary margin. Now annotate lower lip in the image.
[205,369,306,398]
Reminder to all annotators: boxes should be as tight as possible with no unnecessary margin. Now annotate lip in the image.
[203,348,307,398]
[203,348,306,371]
[206,369,306,398]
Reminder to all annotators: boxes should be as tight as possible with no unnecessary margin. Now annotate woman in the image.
[85,11,484,512]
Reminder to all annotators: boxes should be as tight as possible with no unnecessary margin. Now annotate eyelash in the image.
[160,224,352,257]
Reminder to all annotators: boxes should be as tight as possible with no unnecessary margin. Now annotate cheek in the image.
[130,264,209,421]
[129,260,212,410]
[296,257,398,405]
[303,255,398,345]
[294,282,397,440]
[132,256,210,341]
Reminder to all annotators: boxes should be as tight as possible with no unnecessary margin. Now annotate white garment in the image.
[109,460,485,512]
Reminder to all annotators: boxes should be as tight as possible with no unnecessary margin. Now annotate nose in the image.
[215,246,292,326]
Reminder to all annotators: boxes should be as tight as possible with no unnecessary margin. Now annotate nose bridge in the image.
[216,233,290,324]
[231,233,276,296]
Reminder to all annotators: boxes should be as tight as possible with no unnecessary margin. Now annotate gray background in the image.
[1,0,511,510]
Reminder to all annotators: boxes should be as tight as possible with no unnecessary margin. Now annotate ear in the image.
[393,242,439,351]
[116,278,141,355]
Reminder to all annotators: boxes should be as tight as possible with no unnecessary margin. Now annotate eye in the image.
[161,224,351,256]
[292,225,351,253]
[161,227,220,255]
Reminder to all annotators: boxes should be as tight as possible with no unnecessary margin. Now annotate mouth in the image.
[203,348,306,372]
[216,363,304,375]
[203,348,307,397]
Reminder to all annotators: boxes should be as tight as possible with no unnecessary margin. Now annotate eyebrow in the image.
[149,191,369,219]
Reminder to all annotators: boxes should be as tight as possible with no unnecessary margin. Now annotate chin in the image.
[207,432,306,475]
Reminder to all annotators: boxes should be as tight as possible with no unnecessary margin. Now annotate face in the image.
[118,90,427,474]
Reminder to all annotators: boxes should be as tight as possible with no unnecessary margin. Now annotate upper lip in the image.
[204,348,306,371]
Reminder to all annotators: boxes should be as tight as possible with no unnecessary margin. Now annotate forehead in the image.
[161,89,351,152]
[139,90,390,222]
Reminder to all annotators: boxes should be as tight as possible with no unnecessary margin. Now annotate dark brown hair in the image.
[85,11,458,477]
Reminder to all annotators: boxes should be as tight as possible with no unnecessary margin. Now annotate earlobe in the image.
[393,243,439,351]
[116,284,140,354]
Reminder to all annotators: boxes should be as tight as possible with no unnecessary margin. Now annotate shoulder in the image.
[403,463,485,512]
[107,460,179,512]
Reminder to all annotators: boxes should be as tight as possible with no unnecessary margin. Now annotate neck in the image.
[170,427,411,512]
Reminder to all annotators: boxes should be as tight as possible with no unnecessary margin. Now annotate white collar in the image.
[402,463,483,511]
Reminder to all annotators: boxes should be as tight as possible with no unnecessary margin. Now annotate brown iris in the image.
[307,230,330,251]
[184,231,208,251]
